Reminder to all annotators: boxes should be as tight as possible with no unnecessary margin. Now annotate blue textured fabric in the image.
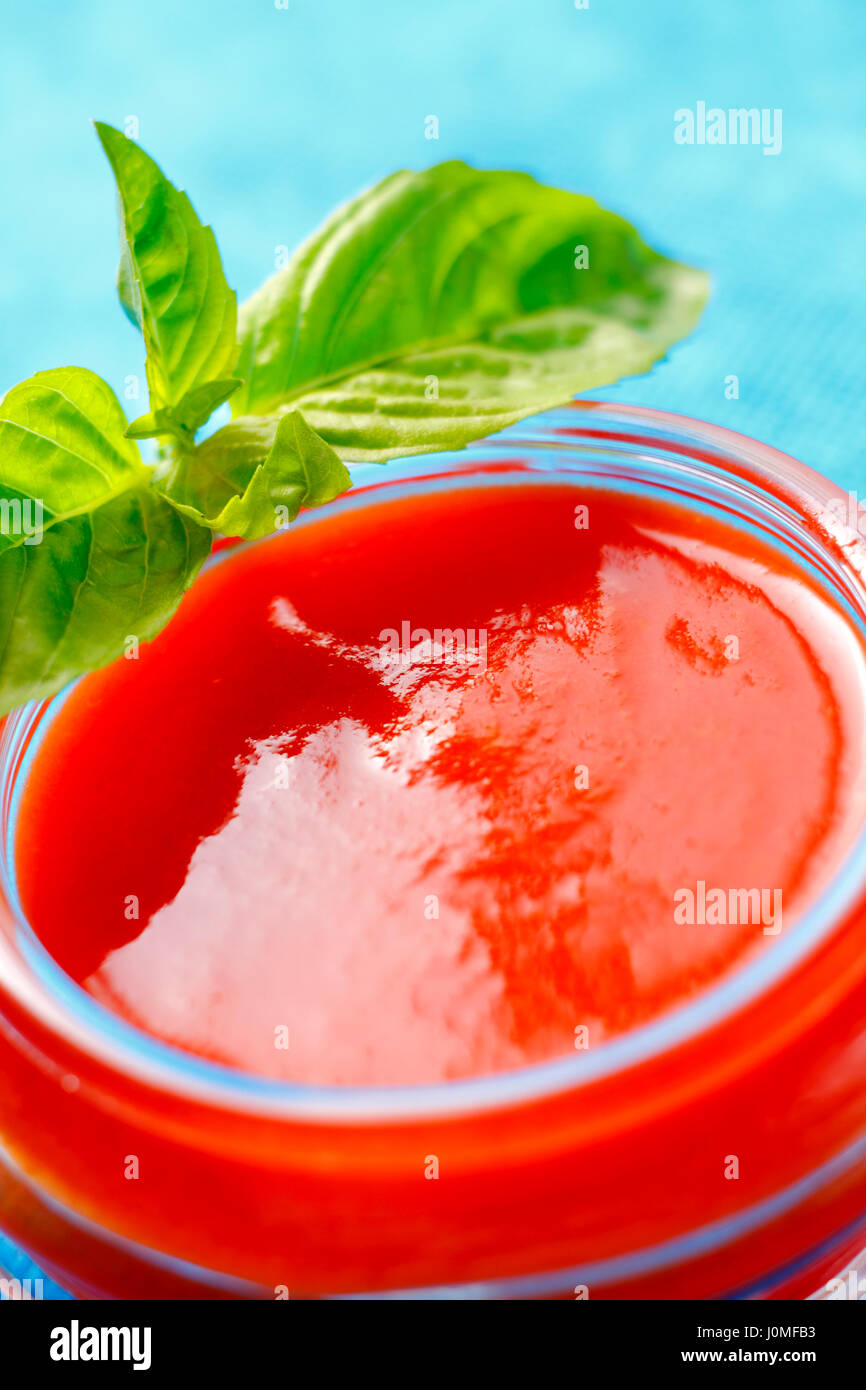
[0,1226,72,1299]
[0,0,864,484]
[0,0,864,1298]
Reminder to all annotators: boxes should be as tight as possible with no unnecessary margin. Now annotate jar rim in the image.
[2,399,865,1124]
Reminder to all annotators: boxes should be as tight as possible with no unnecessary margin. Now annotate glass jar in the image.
[1,401,865,1300]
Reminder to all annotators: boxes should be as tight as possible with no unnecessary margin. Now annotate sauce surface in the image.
[15,480,866,1085]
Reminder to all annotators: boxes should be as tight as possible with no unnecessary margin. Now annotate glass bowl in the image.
[1,401,865,1300]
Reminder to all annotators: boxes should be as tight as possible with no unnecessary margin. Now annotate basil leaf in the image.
[95,122,240,431]
[0,367,148,553]
[235,162,708,461]
[126,378,243,444]
[157,409,351,541]
[0,368,209,714]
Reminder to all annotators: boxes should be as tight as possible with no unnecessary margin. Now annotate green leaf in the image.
[0,367,148,554]
[234,162,708,461]
[157,409,351,541]
[0,367,210,714]
[125,378,242,444]
[95,122,239,425]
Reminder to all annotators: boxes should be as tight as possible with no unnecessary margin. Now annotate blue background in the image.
[0,0,864,485]
[0,0,864,1298]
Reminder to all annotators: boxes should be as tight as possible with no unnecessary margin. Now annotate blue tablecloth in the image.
[1,0,864,484]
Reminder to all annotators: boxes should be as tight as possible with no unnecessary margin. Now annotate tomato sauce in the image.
[14,480,866,1087]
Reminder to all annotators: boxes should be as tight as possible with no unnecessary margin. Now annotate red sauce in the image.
[14,481,866,1087]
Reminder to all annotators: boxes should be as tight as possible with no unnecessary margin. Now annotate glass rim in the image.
[2,398,866,1125]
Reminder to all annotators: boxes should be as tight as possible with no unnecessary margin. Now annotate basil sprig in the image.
[0,126,707,714]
